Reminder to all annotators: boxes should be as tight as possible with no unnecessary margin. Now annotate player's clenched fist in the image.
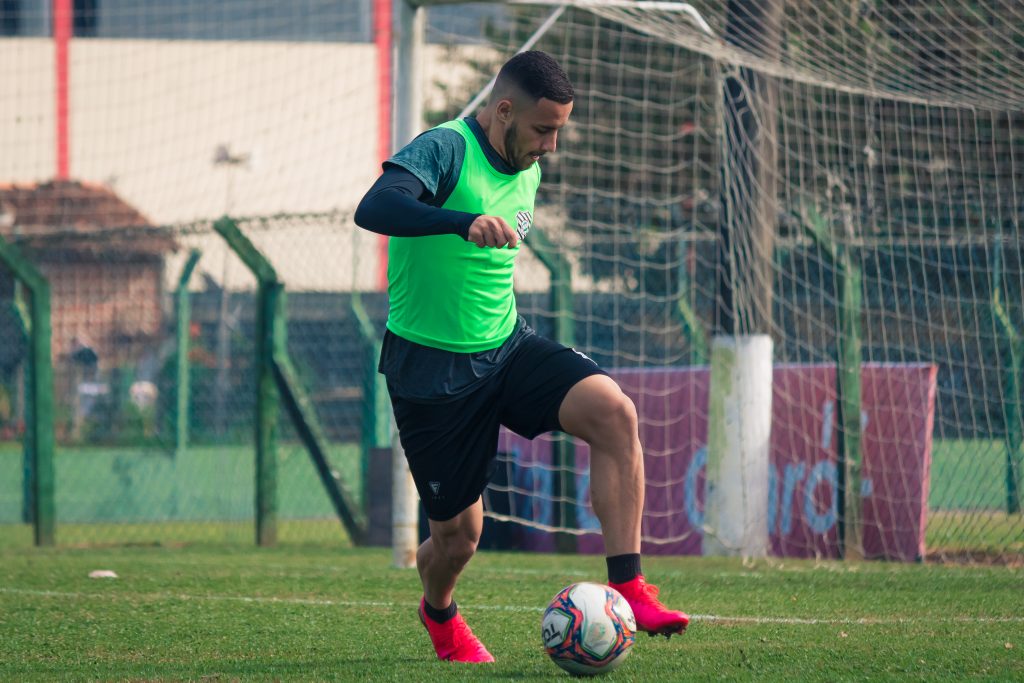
[467,215,519,249]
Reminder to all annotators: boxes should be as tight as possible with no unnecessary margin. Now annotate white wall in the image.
[0,37,555,292]
[0,39,56,183]
[1,38,380,223]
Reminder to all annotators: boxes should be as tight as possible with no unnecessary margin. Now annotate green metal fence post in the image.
[12,283,33,524]
[527,228,577,552]
[255,278,284,546]
[175,249,201,458]
[1006,341,1023,514]
[214,217,366,546]
[991,238,1022,514]
[835,244,863,557]
[799,204,863,558]
[272,352,367,546]
[351,291,390,513]
[214,217,279,546]
[0,235,55,546]
[677,247,709,365]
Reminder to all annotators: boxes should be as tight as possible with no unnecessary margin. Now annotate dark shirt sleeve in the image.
[385,127,465,202]
[354,127,477,239]
[354,166,477,239]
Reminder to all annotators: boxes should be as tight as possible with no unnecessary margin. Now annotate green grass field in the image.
[1,525,1022,682]
[929,440,1012,512]
[1,438,1022,680]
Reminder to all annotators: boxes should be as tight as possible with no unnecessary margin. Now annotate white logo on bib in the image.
[515,210,533,239]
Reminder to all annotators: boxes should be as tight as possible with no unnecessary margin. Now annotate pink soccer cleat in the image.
[418,597,495,663]
[609,575,690,638]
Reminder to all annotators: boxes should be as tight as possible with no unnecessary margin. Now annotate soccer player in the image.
[354,50,689,664]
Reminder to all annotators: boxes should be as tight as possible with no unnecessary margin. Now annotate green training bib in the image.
[386,119,540,352]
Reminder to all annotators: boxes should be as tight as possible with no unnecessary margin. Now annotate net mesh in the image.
[0,0,494,547]
[427,0,1024,561]
[0,215,376,547]
[0,0,391,546]
[0,0,1021,559]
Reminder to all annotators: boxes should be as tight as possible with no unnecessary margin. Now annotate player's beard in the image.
[503,122,534,172]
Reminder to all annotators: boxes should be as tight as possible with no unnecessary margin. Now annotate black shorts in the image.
[387,334,606,521]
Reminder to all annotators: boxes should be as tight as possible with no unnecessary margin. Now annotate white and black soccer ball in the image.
[541,582,636,676]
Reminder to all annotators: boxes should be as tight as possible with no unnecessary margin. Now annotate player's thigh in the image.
[389,389,502,522]
[498,336,607,439]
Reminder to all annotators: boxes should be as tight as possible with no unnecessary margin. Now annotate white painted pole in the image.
[392,430,420,568]
[505,0,714,36]
[390,0,425,570]
[393,0,425,150]
[703,334,773,557]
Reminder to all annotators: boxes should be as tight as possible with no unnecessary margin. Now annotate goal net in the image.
[0,0,1020,561]
[424,0,1023,561]
[0,2,379,546]
[0,0,507,547]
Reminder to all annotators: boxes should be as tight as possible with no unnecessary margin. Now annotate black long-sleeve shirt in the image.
[353,166,478,240]
[354,117,518,242]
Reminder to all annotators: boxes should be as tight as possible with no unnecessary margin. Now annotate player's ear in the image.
[496,97,515,124]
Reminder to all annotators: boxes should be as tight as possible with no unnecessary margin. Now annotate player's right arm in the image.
[354,127,517,248]
[354,169,517,248]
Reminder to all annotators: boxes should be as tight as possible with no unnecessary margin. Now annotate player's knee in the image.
[616,392,639,432]
[588,389,638,442]
[440,537,477,571]
[433,527,479,570]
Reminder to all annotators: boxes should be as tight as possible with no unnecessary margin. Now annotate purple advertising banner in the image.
[493,363,937,562]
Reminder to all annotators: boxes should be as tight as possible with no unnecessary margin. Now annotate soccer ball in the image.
[541,582,636,676]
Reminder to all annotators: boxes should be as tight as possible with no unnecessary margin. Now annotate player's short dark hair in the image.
[494,51,574,105]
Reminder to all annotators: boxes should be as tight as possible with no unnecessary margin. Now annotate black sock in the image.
[423,598,458,623]
[606,553,642,584]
